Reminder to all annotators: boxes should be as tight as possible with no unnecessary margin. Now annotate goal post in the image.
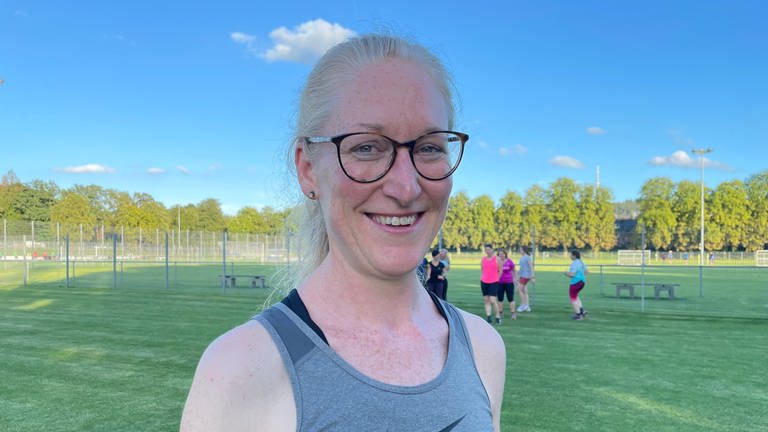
[757,250,768,267]
[618,250,651,266]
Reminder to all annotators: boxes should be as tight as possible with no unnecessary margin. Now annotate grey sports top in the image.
[254,296,494,431]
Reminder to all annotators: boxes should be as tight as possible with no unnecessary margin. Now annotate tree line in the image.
[0,171,290,236]
[636,172,768,252]
[442,178,616,254]
[2,170,766,252]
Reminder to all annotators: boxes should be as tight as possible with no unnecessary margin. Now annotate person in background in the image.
[564,249,588,320]
[181,33,505,431]
[439,247,451,300]
[480,244,502,325]
[425,248,446,299]
[496,249,517,321]
[516,246,534,312]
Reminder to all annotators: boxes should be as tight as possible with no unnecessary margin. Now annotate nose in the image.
[381,146,421,205]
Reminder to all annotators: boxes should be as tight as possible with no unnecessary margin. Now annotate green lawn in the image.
[1,261,766,431]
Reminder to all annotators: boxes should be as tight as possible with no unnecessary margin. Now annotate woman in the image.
[480,244,502,325]
[496,249,517,321]
[425,248,446,299]
[181,34,505,431]
[565,249,588,320]
[439,247,451,300]
[516,246,534,312]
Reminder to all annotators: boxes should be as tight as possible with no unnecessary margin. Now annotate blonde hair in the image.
[277,33,458,294]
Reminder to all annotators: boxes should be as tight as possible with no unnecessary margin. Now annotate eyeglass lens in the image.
[338,132,463,182]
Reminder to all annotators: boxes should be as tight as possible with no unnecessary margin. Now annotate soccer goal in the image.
[618,250,651,266]
[756,250,768,267]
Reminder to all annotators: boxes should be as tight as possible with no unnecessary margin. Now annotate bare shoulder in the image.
[458,310,506,359]
[457,309,506,432]
[180,319,295,432]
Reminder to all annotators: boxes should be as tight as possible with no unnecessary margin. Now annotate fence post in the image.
[112,233,117,289]
[222,229,228,290]
[599,264,604,296]
[23,235,28,287]
[165,232,169,289]
[66,234,70,288]
[641,222,646,313]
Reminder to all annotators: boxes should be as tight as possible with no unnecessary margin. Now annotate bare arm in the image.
[461,311,507,432]
[180,320,295,432]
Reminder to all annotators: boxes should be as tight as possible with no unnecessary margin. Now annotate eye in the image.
[341,135,391,160]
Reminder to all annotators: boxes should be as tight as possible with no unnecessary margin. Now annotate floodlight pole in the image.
[692,147,712,297]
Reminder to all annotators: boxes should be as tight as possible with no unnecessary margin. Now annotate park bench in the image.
[654,283,679,300]
[611,282,637,298]
[220,274,267,289]
[611,282,680,300]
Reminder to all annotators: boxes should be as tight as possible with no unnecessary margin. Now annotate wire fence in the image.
[1,220,298,263]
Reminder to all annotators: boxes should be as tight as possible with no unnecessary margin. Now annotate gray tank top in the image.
[254,299,493,431]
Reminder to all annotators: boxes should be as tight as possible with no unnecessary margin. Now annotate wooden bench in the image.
[220,275,267,288]
[654,283,679,300]
[611,282,637,298]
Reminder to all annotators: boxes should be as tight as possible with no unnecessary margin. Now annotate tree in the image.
[708,180,749,251]
[745,171,768,251]
[671,180,700,251]
[521,184,547,249]
[637,177,677,250]
[228,207,268,234]
[595,187,617,251]
[443,192,472,251]
[544,178,579,254]
[50,192,98,235]
[469,195,496,249]
[495,191,523,250]
[196,199,225,232]
[577,185,616,252]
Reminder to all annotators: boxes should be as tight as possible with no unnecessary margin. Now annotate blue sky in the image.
[2,1,766,215]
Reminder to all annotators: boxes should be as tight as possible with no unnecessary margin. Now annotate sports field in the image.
[1,260,766,431]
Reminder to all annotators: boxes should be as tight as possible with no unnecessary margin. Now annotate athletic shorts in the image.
[519,277,531,286]
[497,282,515,302]
[481,281,498,297]
[569,281,585,301]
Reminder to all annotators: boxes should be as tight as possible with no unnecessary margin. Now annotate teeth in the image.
[373,215,417,226]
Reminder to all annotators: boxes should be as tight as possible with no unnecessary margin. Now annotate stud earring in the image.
[307,191,316,200]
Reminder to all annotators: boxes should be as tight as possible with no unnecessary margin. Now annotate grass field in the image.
[1,259,766,431]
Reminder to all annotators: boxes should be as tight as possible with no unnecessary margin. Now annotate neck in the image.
[298,256,431,326]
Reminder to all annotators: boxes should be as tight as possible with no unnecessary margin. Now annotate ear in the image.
[295,141,318,197]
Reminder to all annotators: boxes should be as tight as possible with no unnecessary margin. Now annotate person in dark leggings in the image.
[496,249,517,320]
[425,249,446,299]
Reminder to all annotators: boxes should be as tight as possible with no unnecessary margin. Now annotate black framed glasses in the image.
[302,130,468,183]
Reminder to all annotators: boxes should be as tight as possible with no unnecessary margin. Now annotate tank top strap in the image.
[254,303,317,368]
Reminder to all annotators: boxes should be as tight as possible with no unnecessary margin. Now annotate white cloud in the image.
[550,156,584,169]
[477,141,488,149]
[230,31,255,44]
[177,165,191,175]
[147,167,165,175]
[650,150,731,170]
[60,163,115,174]
[261,19,356,64]
[208,162,223,172]
[499,144,528,157]
[586,126,606,135]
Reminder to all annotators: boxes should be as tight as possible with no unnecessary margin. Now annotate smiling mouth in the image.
[370,214,419,227]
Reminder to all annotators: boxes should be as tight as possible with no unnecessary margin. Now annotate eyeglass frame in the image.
[301,130,469,184]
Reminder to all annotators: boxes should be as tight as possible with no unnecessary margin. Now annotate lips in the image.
[371,214,418,226]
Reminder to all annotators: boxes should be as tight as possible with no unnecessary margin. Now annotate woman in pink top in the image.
[496,249,517,321]
[480,244,502,325]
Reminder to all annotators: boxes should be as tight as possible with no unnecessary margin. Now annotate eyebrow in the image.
[355,123,443,136]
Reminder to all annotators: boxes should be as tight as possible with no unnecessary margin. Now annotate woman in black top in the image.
[425,249,446,299]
